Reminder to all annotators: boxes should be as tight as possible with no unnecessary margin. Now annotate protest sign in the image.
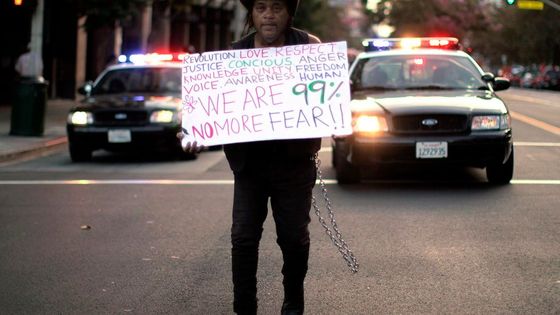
[181,41,352,146]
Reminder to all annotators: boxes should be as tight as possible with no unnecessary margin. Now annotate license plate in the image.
[108,129,131,143]
[416,142,448,159]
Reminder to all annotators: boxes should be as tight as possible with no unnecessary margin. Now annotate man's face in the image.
[252,0,290,44]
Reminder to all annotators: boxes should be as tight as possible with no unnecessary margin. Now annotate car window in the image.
[351,54,485,90]
[93,67,181,95]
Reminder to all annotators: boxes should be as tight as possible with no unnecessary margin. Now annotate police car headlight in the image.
[150,110,176,123]
[500,113,511,129]
[472,115,509,130]
[68,111,93,125]
[353,115,388,133]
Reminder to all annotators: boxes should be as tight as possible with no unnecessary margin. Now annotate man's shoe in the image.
[281,308,303,315]
[281,302,303,315]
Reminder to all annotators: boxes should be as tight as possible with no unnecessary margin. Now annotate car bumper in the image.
[337,130,513,168]
[67,125,180,152]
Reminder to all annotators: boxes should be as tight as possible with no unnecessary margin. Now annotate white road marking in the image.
[0,179,559,185]
[511,180,560,185]
[514,142,560,147]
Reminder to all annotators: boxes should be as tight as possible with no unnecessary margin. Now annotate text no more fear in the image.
[184,82,348,145]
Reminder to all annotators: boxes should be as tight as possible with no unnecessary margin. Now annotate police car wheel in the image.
[334,147,360,184]
[69,143,92,162]
[486,150,514,185]
[176,148,197,161]
[208,145,223,151]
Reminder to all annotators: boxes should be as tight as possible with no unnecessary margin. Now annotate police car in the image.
[66,53,194,162]
[333,38,513,184]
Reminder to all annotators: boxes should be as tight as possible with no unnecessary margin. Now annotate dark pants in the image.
[231,157,316,314]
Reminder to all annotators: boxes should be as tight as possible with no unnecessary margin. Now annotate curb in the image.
[0,136,68,163]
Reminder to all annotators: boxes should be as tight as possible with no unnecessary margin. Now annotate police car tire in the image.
[177,149,197,161]
[486,150,514,185]
[334,147,360,184]
[69,143,92,162]
[208,145,223,151]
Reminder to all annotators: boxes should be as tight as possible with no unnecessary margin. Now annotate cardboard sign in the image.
[181,41,352,146]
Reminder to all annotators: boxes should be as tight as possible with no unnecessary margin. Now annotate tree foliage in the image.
[69,0,151,30]
[293,0,351,43]
[368,0,560,66]
[493,6,560,65]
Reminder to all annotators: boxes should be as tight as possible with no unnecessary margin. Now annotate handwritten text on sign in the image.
[181,41,352,146]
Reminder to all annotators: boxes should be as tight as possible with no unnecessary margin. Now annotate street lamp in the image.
[505,0,517,5]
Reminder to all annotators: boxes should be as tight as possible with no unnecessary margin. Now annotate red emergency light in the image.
[362,37,460,52]
[118,52,188,64]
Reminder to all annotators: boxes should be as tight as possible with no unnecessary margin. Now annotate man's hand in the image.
[176,132,205,153]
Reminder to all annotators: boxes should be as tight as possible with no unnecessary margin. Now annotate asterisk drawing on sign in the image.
[183,95,198,113]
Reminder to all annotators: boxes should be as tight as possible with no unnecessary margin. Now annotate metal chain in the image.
[311,153,359,274]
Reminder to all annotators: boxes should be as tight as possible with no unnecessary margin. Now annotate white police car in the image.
[66,53,195,162]
[333,38,513,184]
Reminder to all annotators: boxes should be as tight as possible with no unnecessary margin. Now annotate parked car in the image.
[520,70,545,89]
[66,53,195,162]
[333,37,513,184]
[543,66,560,90]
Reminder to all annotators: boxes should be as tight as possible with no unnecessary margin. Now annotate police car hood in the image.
[76,93,181,111]
[350,90,507,115]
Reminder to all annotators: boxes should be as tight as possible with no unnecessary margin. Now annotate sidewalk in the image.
[0,99,76,163]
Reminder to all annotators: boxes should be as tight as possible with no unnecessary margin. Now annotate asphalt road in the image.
[0,88,559,314]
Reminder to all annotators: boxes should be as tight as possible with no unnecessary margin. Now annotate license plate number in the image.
[416,142,447,159]
[108,129,131,143]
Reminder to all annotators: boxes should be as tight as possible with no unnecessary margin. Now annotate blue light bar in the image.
[362,37,460,52]
[117,53,187,64]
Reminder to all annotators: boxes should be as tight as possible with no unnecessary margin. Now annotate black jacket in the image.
[224,28,322,172]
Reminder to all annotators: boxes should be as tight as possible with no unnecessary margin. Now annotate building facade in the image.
[0,0,243,103]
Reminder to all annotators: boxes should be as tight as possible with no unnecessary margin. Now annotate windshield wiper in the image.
[356,85,397,91]
[404,85,459,90]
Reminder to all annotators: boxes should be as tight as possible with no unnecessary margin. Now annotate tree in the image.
[66,0,150,31]
[371,0,492,39]
[367,0,560,67]
[494,6,560,65]
[293,0,352,43]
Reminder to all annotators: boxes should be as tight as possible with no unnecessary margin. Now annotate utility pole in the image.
[541,0,560,11]
[30,0,44,78]
[140,1,153,52]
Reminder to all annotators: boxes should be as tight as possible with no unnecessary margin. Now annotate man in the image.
[181,1,321,314]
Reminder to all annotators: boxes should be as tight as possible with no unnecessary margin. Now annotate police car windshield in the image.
[351,54,486,91]
[93,67,181,95]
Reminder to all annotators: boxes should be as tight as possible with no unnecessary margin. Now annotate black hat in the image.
[240,0,299,16]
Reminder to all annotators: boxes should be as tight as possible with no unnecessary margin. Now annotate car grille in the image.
[392,114,467,134]
[94,110,148,126]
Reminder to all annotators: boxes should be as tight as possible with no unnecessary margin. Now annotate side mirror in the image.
[481,72,495,82]
[78,81,93,96]
[493,77,511,91]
